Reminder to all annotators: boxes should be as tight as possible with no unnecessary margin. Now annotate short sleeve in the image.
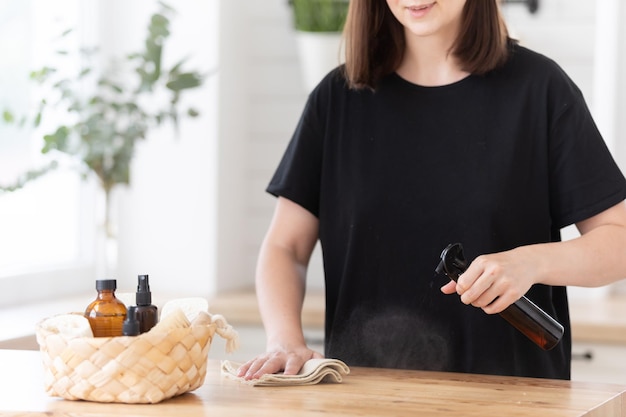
[548,73,626,228]
[266,86,325,217]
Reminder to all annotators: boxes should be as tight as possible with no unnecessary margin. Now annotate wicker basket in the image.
[36,311,238,404]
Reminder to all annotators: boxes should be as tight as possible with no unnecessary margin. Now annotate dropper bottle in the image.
[135,274,158,333]
[122,306,140,336]
[84,279,127,337]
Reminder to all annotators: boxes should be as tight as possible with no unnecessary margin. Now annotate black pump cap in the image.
[96,279,117,291]
[123,306,140,336]
[136,275,152,306]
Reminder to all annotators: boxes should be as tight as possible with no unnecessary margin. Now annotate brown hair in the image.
[343,0,510,90]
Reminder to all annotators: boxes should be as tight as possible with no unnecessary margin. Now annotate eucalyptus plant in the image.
[0,2,205,233]
[289,0,349,32]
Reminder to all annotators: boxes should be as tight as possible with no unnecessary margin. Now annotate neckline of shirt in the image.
[388,71,477,92]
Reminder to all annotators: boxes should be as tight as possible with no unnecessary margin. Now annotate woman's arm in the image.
[237,197,322,379]
[441,201,626,314]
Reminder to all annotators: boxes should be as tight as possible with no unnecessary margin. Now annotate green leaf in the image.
[169,57,188,75]
[0,161,59,193]
[98,78,124,94]
[145,39,162,63]
[166,72,203,91]
[2,110,14,123]
[79,68,91,78]
[29,66,57,83]
[42,126,71,153]
[34,112,42,127]
[157,1,176,14]
[149,14,170,38]
[291,0,349,32]
[53,78,70,89]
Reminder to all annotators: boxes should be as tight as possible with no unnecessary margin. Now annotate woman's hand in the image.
[237,345,324,380]
[242,197,323,380]
[440,247,540,314]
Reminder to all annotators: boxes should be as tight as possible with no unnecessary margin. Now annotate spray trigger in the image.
[435,243,467,282]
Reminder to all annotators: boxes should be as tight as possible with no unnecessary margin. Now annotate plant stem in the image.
[104,186,113,239]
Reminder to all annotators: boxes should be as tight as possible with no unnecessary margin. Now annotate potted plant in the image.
[0,3,206,276]
[288,0,349,90]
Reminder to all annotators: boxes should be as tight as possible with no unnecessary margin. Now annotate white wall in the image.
[617,4,626,173]
[596,0,626,294]
[502,0,596,101]
[596,1,626,170]
[112,0,219,296]
[216,0,325,293]
[118,0,325,296]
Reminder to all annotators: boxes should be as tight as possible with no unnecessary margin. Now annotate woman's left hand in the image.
[440,247,540,314]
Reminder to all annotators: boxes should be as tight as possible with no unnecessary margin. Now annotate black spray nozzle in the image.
[435,243,467,281]
[136,274,152,306]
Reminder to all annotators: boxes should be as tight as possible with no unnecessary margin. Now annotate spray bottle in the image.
[435,243,564,350]
[135,274,158,333]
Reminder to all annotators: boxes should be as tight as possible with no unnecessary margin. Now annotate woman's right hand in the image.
[236,344,324,380]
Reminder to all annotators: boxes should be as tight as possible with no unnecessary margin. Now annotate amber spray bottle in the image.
[135,274,158,333]
[435,243,564,350]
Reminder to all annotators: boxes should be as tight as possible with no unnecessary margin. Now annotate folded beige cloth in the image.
[221,358,350,387]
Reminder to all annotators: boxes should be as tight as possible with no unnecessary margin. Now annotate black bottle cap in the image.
[136,274,152,306]
[122,306,140,336]
[96,279,117,291]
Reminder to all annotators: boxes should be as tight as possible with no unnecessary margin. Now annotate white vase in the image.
[295,31,345,92]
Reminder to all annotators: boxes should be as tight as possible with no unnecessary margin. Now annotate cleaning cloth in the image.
[221,358,350,387]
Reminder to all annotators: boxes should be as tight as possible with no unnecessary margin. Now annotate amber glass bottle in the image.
[84,279,127,337]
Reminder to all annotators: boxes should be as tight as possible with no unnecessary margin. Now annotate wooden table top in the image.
[569,294,626,344]
[1,349,625,416]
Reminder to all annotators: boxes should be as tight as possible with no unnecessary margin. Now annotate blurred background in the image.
[1,0,626,384]
[0,0,625,318]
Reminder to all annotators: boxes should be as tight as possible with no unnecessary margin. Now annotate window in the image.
[0,0,93,306]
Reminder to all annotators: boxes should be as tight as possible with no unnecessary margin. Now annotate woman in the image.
[238,0,626,380]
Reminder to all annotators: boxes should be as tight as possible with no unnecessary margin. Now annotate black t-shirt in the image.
[267,43,626,379]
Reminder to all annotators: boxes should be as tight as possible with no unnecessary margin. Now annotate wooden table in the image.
[569,294,626,344]
[1,349,624,416]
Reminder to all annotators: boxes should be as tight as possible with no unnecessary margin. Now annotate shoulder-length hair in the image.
[343,0,510,89]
